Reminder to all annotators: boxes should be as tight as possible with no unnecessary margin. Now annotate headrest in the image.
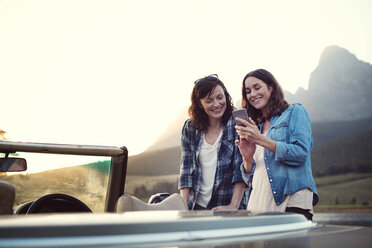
[115,193,187,212]
[0,180,16,215]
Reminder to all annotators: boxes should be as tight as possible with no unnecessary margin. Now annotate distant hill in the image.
[286,45,372,121]
[127,146,181,176]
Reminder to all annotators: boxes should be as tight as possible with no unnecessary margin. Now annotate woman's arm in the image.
[235,138,256,194]
[230,182,246,208]
[179,120,195,188]
[242,155,254,174]
[256,134,276,153]
[235,138,256,173]
[179,187,191,207]
[212,182,245,211]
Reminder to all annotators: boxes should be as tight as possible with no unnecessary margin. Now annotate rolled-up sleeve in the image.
[240,162,255,186]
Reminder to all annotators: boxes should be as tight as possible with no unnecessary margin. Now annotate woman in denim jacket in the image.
[178,74,246,211]
[234,69,318,220]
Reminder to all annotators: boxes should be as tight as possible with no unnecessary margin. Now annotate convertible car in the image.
[0,140,371,248]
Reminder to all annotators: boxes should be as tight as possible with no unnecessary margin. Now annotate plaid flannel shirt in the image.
[178,116,246,210]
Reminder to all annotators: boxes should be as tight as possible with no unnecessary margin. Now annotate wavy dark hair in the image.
[189,76,234,130]
[241,69,289,124]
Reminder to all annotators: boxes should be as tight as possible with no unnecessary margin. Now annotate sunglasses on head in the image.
[194,74,219,85]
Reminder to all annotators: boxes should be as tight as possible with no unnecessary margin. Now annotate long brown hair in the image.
[189,75,234,130]
[241,69,289,123]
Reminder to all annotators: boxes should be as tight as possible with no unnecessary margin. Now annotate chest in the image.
[204,129,222,146]
[262,120,270,134]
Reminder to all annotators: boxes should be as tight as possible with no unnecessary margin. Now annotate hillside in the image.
[315,173,372,206]
[311,128,372,176]
[127,146,181,175]
[312,116,372,145]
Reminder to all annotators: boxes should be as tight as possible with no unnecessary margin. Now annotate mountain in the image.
[286,46,372,121]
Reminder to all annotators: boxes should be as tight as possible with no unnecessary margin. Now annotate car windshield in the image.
[0,143,121,213]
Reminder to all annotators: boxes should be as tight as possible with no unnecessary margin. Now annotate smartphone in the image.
[233,108,249,126]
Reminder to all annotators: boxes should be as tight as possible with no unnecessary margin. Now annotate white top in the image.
[247,144,313,214]
[196,131,223,208]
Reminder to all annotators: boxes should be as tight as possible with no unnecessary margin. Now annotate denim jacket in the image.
[179,116,247,210]
[241,104,319,206]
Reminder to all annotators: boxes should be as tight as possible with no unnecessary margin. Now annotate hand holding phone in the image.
[232,108,249,126]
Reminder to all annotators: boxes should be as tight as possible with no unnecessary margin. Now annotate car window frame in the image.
[0,141,128,212]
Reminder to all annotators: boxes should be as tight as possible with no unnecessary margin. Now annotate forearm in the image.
[242,156,253,174]
[179,187,191,206]
[230,182,245,209]
[257,135,276,153]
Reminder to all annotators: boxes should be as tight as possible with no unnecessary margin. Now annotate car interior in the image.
[0,143,187,215]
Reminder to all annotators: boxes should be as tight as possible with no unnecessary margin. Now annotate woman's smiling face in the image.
[244,76,273,113]
[200,85,227,121]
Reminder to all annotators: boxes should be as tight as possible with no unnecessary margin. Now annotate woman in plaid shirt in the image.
[178,74,247,210]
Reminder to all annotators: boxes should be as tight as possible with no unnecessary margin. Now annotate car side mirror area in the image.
[0,157,27,172]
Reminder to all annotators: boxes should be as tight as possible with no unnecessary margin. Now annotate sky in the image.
[1,0,372,172]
